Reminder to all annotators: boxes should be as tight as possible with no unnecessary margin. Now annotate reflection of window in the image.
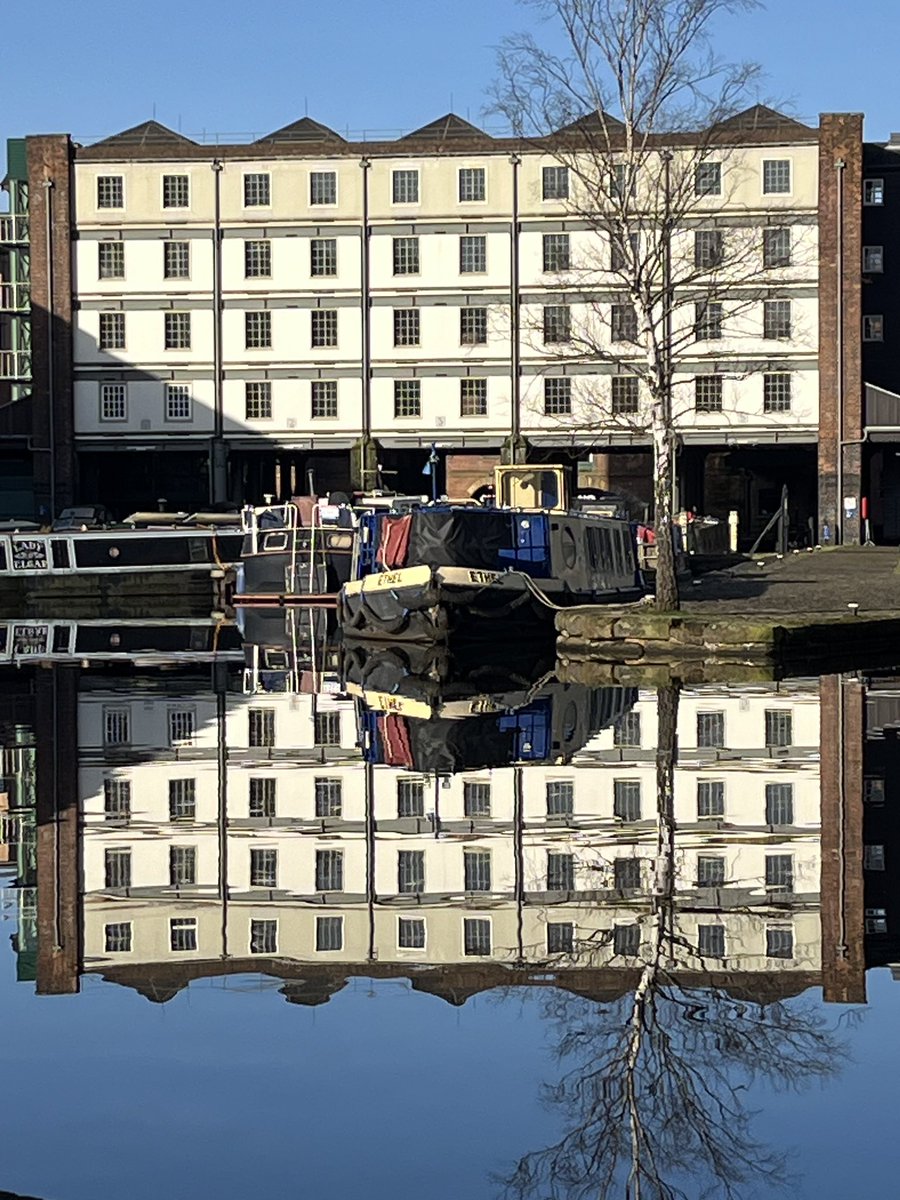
[613,710,641,748]
[314,778,342,818]
[397,778,425,818]
[249,708,275,747]
[104,779,131,821]
[168,708,195,747]
[314,711,340,746]
[613,924,640,956]
[865,844,886,871]
[864,315,884,342]
[464,850,491,892]
[614,857,641,891]
[398,850,425,893]
[864,178,884,206]
[698,924,725,958]
[250,847,278,888]
[170,918,197,952]
[250,919,277,954]
[696,855,725,887]
[104,848,131,890]
[546,780,574,816]
[169,778,196,821]
[613,779,642,821]
[463,781,491,817]
[863,245,884,273]
[765,782,794,826]
[765,854,793,892]
[104,708,130,745]
[249,777,276,818]
[316,916,343,951]
[866,908,888,934]
[764,709,793,746]
[864,777,885,805]
[766,926,793,958]
[464,918,491,956]
[547,852,575,892]
[547,922,574,953]
[398,917,426,949]
[696,711,725,748]
[169,845,196,887]
[105,922,132,953]
[697,780,724,819]
[315,849,343,892]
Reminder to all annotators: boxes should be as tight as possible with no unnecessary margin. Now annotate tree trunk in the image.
[651,421,680,611]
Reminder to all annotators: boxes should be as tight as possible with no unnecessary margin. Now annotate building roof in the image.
[555,110,626,136]
[89,120,197,148]
[255,116,347,145]
[710,104,814,133]
[399,113,488,143]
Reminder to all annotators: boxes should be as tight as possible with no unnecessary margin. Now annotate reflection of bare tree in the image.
[501,686,848,1200]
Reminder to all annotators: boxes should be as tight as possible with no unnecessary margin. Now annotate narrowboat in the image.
[338,465,643,641]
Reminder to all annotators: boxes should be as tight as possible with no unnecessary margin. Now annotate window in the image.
[613,710,641,747]
[695,376,723,413]
[765,782,794,826]
[864,777,885,806]
[392,169,419,204]
[316,915,343,951]
[543,305,571,344]
[105,922,132,953]
[245,381,272,421]
[464,849,492,892]
[697,780,725,819]
[244,173,271,207]
[694,230,724,269]
[398,850,425,893]
[463,781,492,817]
[763,227,791,268]
[311,380,338,419]
[165,383,192,422]
[614,924,640,956]
[695,301,723,341]
[314,777,343,818]
[250,847,278,889]
[99,312,125,351]
[865,844,886,871]
[613,779,642,821]
[697,711,725,748]
[696,854,725,887]
[464,917,491,956]
[98,241,124,279]
[100,383,127,422]
[104,779,131,822]
[394,380,421,419]
[310,237,337,276]
[611,375,639,415]
[460,307,488,345]
[610,231,639,272]
[392,236,420,275]
[310,170,337,205]
[698,924,725,958]
[546,780,574,816]
[542,165,569,200]
[249,777,276,818]
[765,853,794,892]
[393,308,420,346]
[315,849,343,891]
[97,175,124,208]
[244,239,271,278]
[766,926,793,958]
[864,315,884,342]
[866,908,888,935]
[105,848,131,890]
[547,852,575,892]
[460,378,487,417]
[168,778,196,822]
[764,299,792,340]
[104,708,130,745]
[164,311,191,350]
[164,240,190,279]
[248,707,275,747]
[314,711,341,746]
[458,167,486,202]
[543,233,571,272]
[864,178,884,206]
[764,709,792,747]
[170,918,197,952]
[460,235,487,274]
[245,311,272,349]
[610,303,637,342]
[398,917,426,949]
[250,919,277,954]
[544,377,572,415]
[694,161,722,196]
[547,922,574,953]
[162,174,189,208]
[863,245,884,273]
[311,309,338,348]
[610,163,629,199]
[762,159,791,194]
[169,845,196,887]
[168,708,195,747]
[763,373,792,413]
[614,857,641,891]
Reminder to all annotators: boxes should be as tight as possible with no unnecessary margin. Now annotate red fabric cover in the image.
[376,514,413,568]
[380,714,414,767]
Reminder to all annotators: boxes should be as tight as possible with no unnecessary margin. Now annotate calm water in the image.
[1,613,898,1199]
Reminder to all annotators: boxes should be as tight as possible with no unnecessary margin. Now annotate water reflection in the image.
[0,613,896,1196]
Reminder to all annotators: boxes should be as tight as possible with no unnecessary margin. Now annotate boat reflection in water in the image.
[2,614,895,1196]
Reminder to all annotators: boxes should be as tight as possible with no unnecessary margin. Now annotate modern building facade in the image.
[2,107,892,543]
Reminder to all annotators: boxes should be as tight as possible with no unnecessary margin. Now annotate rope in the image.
[507,569,645,614]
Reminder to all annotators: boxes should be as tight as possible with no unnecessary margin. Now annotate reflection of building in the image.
[21,670,828,1005]
[0,675,37,982]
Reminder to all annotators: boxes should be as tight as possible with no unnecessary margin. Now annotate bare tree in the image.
[497,684,850,1200]
[492,0,805,610]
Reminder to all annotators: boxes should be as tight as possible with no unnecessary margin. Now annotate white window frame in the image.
[243,172,271,208]
[309,170,338,207]
[164,382,192,422]
[864,178,885,206]
[761,158,792,196]
[162,173,190,210]
[97,175,124,210]
[458,166,487,203]
[392,168,420,205]
[100,382,127,423]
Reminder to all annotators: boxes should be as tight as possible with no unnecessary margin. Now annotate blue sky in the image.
[2,0,899,148]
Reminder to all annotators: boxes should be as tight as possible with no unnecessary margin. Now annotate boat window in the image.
[561,526,578,569]
[0,543,7,572]
[587,527,599,569]
[263,532,289,552]
[325,533,354,550]
[51,541,71,569]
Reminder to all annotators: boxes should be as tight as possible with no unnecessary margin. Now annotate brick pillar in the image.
[34,667,81,995]
[819,674,866,1004]
[445,452,500,497]
[818,114,864,545]
[27,134,75,517]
